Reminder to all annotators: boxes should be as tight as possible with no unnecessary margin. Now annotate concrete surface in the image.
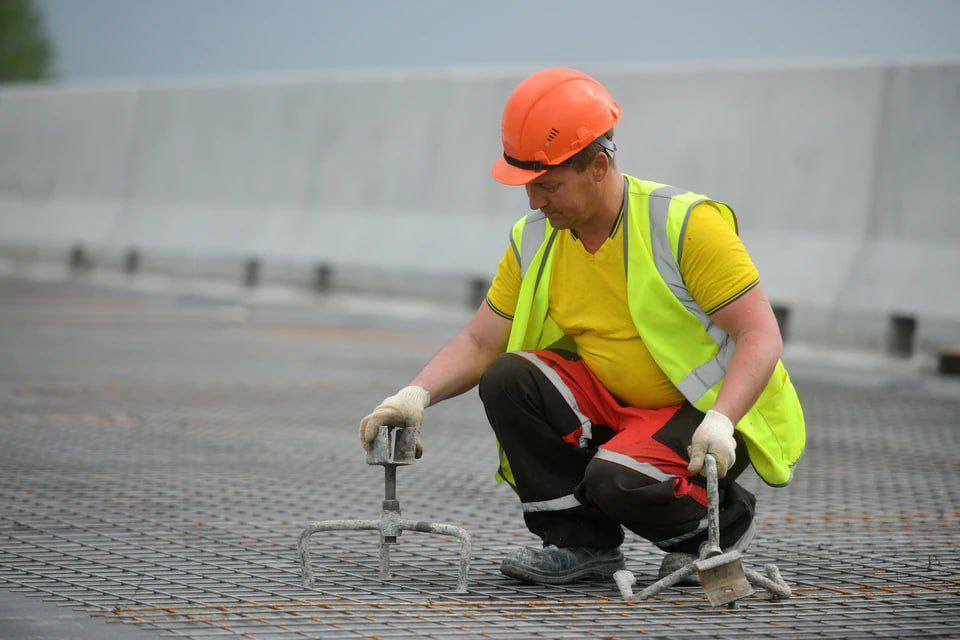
[0,275,958,638]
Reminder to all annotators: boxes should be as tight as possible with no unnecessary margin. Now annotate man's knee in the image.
[478,353,529,403]
[580,458,705,552]
[579,458,669,519]
[580,457,757,553]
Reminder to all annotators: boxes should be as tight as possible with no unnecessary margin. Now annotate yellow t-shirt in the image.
[486,199,759,409]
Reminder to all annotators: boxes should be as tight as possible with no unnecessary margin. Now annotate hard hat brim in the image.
[491,155,546,186]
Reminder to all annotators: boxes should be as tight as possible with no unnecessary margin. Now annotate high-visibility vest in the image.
[495,174,805,488]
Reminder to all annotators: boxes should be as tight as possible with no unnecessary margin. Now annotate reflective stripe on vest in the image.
[517,216,558,297]
[518,214,546,279]
[646,186,734,404]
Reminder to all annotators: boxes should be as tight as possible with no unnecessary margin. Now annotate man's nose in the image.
[526,186,547,211]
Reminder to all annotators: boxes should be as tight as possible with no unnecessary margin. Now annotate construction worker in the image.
[360,68,805,584]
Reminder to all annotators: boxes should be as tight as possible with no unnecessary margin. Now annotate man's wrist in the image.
[705,409,734,433]
[709,400,742,426]
[398,385,431,409]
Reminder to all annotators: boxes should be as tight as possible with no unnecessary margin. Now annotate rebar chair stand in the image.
[298,426,473,593]
[614,454,792,606]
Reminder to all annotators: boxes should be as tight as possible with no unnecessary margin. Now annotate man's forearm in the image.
[712,329,781,425]
[409,330,502,406]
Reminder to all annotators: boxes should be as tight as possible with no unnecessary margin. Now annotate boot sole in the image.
[500,557,626,585]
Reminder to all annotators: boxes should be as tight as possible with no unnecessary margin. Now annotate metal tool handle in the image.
[365,425,418,466]
[703,454,722,559]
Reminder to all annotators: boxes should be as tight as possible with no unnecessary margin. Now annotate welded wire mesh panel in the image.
[0,278,958,638]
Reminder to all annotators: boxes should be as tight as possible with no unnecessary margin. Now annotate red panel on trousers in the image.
[529,349,707,506]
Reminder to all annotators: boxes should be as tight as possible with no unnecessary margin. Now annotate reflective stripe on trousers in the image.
[521,494,582,513]
[511,351,594,447]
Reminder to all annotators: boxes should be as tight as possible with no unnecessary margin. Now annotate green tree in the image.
[0,0,53,82]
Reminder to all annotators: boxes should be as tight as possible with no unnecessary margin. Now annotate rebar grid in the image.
[1,278,959,638]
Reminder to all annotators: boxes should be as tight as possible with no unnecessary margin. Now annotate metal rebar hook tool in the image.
[613,454,792,607]
[298,426,473,593]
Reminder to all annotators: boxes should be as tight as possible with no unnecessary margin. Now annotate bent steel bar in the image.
[298,517,472,593]
[743,564,792,600]
[613,569,637,599]
[635,564,700,600]
[398,519,472,593]
[298,519,380,588]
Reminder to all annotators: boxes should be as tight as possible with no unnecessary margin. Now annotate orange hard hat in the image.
[491,68,622,186]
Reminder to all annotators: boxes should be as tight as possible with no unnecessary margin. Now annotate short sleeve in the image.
[486,244,521,319]
[680,202,760,315]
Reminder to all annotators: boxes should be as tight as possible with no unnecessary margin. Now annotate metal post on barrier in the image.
[314,264,332,292]
[244,258,261,288]
[124,249,140,275]
[69,244,92,272]
[772,304,790,343]
[938,348,960,376]
[887,314,917,358]
[468,277,488,309]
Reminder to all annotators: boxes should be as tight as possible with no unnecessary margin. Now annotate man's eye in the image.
[543,184,559,192]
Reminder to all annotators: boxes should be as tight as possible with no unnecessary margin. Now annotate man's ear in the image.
[592,151,609,183]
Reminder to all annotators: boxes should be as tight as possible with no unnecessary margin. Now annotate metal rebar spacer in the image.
[299,425,474,593]
[621,454,793,606]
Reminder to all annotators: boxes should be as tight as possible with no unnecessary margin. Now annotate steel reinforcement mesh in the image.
[0,277,958,638]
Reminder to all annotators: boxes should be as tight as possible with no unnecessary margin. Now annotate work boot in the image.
[657,519,757,585]
[500,545,625,585]
[657,552,699,585]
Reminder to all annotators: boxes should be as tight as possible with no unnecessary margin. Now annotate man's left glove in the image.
[687,409,737,479]
[359,386,431,458]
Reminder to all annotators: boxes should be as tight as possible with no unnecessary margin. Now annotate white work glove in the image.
[358,386,430,457]
[687,410,737,479]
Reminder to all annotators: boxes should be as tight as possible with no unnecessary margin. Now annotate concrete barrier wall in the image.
[1,62,958,324]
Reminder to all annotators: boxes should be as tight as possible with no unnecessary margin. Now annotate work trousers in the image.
[478,349,756,554]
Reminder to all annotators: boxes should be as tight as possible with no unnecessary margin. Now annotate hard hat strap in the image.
[502,154,574,172]
[595,136,617,160]
[502,136,616,172]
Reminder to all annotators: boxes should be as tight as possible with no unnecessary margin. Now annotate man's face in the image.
[524,165,599,230]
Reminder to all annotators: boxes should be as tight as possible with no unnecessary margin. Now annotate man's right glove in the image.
[686,409,737,479]
[358,386,431,457]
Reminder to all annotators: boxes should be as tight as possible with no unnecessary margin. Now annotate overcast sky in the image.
[35,0,960,83]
